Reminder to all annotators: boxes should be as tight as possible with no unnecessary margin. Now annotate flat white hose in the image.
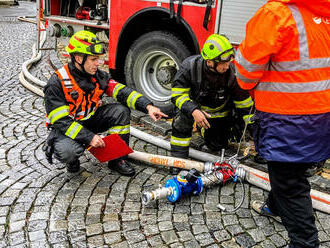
[19,16,46,96]
[130,127,220,162]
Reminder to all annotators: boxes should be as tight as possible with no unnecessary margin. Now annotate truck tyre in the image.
[125,31,191,116]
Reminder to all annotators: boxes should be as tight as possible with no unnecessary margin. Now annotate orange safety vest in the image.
[234,2,330,115]
[55,64,104,121]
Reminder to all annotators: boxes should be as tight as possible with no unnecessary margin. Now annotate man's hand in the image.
[146,105,168,121]
[192,109,211,129]
[89,135,105,148]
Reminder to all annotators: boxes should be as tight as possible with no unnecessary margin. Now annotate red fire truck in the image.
[37,0,265,113]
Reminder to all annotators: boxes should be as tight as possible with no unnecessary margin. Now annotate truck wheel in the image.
[125,31,191,115]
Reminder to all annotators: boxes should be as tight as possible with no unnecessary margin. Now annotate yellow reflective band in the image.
[200,100,228,113]
[233,96,254,109]
[170,136,191,147]
[201,127,205,138]
[127,91,142,109]
[243,114,254,124]
[48,105,70,124]
[171,88,190,97]
[107,125,130,135]
[175,94,191,109]
[65,121,83,139]
[81,110,95,121]
[113,83,125,100]
[208,111,230,118]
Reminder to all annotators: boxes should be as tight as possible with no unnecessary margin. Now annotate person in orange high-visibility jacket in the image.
[44,31,167,176]
[234,0,330,247]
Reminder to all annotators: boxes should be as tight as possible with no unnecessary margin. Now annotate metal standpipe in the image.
[141,161,246,205]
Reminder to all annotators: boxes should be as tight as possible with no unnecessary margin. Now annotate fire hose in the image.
[19,19,330,214]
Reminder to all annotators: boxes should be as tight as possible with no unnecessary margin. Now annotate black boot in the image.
[67,160,80,173]
[108,159,135,177]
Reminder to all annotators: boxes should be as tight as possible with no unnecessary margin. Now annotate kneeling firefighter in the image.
[170,34,254,173]
[44,30,167,176]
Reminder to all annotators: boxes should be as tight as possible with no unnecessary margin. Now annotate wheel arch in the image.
[114,7,200,81]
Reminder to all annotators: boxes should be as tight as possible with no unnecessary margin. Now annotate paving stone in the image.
[143,224,159,236]
[158,221,173,231]
[157,211,172,222]
[189,214,205,225]
[29,230,47,242]
[260,239,276,248]
[239,218,256,229]
[140,215,157,226]
[247,228,267,243]
[183,240,200,248]
[147,234,164,246]
[192,224,208,235]
[177,230,194,242]
[195,232,214,246]
[269,233,287,247]
[122,221,140,231]
[30,240,49,248]
[103,221,120,232]
[49,231,68,244]
[121,212,139,222]
[104,231,122,245]
[161,230,179,245]
[220,240,241,248]
[173,213,188,223]
[111,241,129,248]
[123,230,145,245]
[9,220,25,233]
[8,231,25,246]
[213,229,231,243]
[49,220,68,232]
[226,224,244,236]
[235,233,257,248]
[87,234,104,247]
[86,223,103,236]
[173,222,190,232]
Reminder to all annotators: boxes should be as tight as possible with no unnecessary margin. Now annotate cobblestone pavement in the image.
[0,6,330,248]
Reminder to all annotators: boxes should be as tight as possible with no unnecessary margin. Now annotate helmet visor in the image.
[87,42,106,55]
[213,48,235,63]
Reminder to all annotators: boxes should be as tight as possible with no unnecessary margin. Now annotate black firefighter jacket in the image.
[171,55,253,120]
[44,63,152,146]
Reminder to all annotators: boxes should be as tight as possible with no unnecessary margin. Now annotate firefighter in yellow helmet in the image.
[44,30,167,176]
[170,34,255,173]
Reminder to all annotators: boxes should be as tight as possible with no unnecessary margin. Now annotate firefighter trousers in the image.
[266,161,319,248]
[51,103,131,165]
[170,111,231,158]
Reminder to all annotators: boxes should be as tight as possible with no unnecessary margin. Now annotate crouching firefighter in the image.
[43,30,167,176]
[170,34,254,174]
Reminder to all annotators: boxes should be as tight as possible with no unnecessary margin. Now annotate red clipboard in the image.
[87,134,133,163]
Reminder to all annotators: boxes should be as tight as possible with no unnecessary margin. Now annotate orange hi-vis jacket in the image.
[234,0,330,115]
[55,64,104,121]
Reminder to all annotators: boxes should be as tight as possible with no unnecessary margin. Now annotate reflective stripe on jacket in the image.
[172,55,253,122]
[55,64,104,121]
[234,1,330,115]
[44,63,152,145]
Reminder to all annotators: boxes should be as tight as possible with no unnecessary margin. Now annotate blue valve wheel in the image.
[193,177,203,195]
[165,178,181,202]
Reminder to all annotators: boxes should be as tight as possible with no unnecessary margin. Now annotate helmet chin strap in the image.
[206,61,221,74]
[72,54,94,76]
